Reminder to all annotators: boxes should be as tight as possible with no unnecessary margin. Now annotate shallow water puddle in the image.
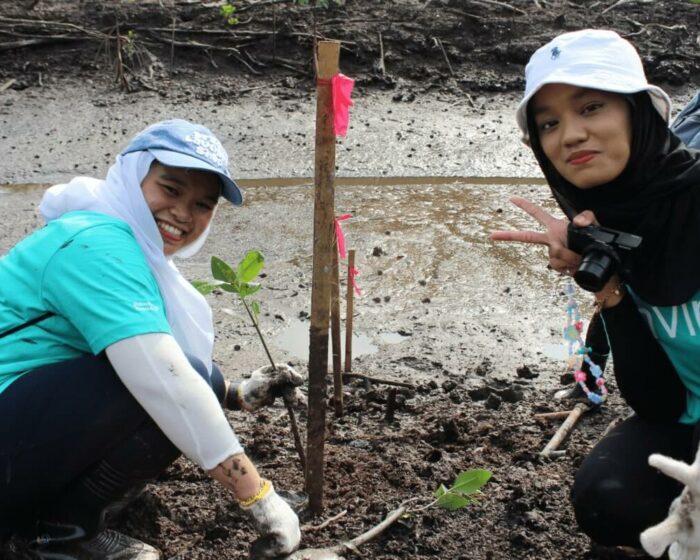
[273,318,410,361]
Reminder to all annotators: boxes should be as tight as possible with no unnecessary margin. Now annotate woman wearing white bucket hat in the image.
[0,119,303,559]
[492,29,700,558]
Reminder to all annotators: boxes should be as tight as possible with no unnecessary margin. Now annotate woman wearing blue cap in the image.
[0,119,302,559]
[491,30,700,558]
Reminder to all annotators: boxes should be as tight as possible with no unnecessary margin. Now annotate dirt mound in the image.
[1,1,698,100]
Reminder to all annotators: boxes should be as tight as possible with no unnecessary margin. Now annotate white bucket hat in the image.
[515,29,672,143]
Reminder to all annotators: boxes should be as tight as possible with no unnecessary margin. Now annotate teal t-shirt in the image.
[630,287,700,423]
[0,210,172,394]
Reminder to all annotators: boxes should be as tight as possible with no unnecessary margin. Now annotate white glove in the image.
[236,364,305,412]
[240,480,301,558]
[640,448,700,560]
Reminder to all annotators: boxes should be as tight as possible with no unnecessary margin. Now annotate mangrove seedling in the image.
[194,251,306,470]
[193,251,275,369]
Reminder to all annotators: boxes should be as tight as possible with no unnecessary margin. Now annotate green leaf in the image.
[236,251,265,283]
[451,469,492,495]
[238,283,262,298]
[211,256,238,285]
[250,300,261,320]
[191,280,217,295]
[433,469,491,511]
[220,283,240,294]
[436,492,474,511]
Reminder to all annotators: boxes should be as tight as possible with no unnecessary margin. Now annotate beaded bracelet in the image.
[564,280,608,405]
[238,479,272,507]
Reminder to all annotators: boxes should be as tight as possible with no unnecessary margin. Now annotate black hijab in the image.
[527,91,700,306]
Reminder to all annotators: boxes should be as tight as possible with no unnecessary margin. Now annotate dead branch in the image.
[283,396,307,472]
[335,506,407,553]
[602,0,654,15]
[146,34,242,55]
[540,402,589,458]
[0,16,104,39]
[0,79,16,92]
[534,410,575,422]
[467,0,527,16]
[377,30,385,78]
[433,37,454,76]
[302,509,348,532]
[236,0,291,13]
[256,53,310,75]
[342,372,415,389]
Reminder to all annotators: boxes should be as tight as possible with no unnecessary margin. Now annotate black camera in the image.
[567,224,642,292]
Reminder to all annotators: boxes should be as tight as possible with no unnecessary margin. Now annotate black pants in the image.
[0,352,227,537]
[572,414,696,547]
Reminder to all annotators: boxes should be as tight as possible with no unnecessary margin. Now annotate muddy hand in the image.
[241,480,301,559]
[641,448,700,559]
[490,196,583,275]
[239,364,305,411]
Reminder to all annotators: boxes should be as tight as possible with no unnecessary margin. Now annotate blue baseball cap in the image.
[121,119,243,205]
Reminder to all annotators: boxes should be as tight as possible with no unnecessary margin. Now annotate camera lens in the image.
[574,251,615,292]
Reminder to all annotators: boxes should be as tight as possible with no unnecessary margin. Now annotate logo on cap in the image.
[185,131,228,172]
[550,46,561,60]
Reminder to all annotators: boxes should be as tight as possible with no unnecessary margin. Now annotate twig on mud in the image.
[467,0,527,16]
[433,37,454,76]
[146,34,242,55]
[0,16,105,38]
[377,31,386,78]
[534,410,575,422]
[284,396,307,472]
[0,78,16,92]
[342,372,415,390]
[0,37,80,50]
[441,7,490,21]
[338,506,407,552]
[236,0,291,13]
[233,52,264,75]
[303,509,348,532]
[257,53,311,75]
[601,0,653,15]
[622,17,688,36]
[540,402,589,458]
[114,21,130,92]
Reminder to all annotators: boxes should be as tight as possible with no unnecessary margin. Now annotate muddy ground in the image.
[2,1,700,559]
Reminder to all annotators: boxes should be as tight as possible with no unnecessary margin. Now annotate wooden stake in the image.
[331,237,343,417]
[344,249,355,373]
[540,402,588,458]
[306,40,340,515]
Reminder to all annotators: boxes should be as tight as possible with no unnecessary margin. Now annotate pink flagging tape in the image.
[349,266,363,296]
[331,73,354,137]
[334,213,352,260]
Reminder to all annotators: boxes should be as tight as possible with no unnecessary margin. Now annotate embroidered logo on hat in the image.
[550,46,561,60]
[184,131,228,172]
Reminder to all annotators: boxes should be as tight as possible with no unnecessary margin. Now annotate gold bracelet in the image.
[594,278,625,312]
[238,479,272,507]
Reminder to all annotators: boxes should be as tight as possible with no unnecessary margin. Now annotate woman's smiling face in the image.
[531,84,633,189]
[141,162,220,255]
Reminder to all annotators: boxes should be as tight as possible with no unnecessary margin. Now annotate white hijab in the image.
[40,151,215,373]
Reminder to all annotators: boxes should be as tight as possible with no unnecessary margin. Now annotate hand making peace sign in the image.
[490,196,599,276]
